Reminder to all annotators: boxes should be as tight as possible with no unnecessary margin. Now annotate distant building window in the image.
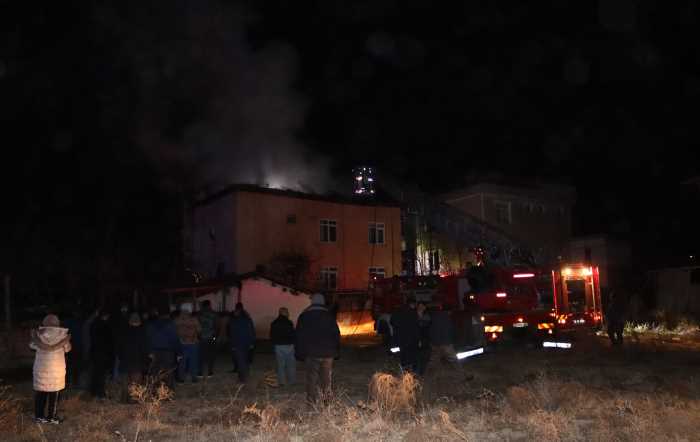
[287,214,297,224]
[320,266,338,290]
[320,219,337,242]
[495,201,512,224]
[690,268,700,285]
[369,267,386,280]
[369,222,385,244]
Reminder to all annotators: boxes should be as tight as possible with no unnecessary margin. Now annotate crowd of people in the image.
[29,294,341,425]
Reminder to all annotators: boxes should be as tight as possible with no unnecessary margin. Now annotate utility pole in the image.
[4,274,11,332]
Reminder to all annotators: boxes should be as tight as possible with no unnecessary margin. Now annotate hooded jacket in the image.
[295,303,340,360]
[30,326,72,392]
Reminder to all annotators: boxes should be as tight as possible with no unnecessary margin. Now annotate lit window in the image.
[320,219,337,242]
[369,222,385,244]
[495,201,511,224]
[320,267,338,290]
[369,267,386,280]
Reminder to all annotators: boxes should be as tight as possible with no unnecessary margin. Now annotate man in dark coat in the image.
[118,313,152,403]
[390,297,420,373]
[270,307,296,386]
[295,293,340,403]
[416,302,431,376]
[89,309,114,398]
[227,304,256,383]
[146,309,182,389]
[198,300,219,378]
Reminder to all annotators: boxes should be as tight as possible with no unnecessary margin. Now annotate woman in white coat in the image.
[30,314,71,424]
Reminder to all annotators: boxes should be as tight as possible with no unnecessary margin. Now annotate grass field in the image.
[2,331,700,441]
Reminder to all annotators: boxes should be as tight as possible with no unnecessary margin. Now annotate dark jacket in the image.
[118,325,151,373]
[198,308,218,340]
[227,315,256,349]
[391,306,420,349]
[147,318,182,354]
[90,318,115,362]
[295,304,340,360]
[429,310,455,346]
[270,316,295,346]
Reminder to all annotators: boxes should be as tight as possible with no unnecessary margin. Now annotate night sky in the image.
[1,1,699,299]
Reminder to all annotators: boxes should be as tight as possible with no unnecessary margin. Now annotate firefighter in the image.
[416,301,431,376]
[463,293,485,347]
[429,304,457,367]
[390,296,420,373]
[606,291,626,346]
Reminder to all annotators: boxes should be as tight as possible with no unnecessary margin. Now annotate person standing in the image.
[390,296,420,373]
[197,300,218,378]
[606,291,627,346]
[89,309,114,399]
[174,303,201,383]
[416,302,432,376]
[295,294,340,403]
[147,309,182,389]
[63,309,84,389]
[30,314,72,424]
[270,307,296,386]
[429,305,457,367]
[227,304,256,383]
[118,313,152,403]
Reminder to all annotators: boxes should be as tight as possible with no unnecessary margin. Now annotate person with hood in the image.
[118,313,153,403]
[269,307,296,386]
[147,308,182,389]
[295,293,340,403]
[90,309,114,399]
[30,314,71,424]
[390,296,420,373]
[227,303,256,383]
[198,300,218,378]
[174,302,201,383]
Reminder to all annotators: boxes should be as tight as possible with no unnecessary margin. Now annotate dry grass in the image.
[0,384,21,435]
[368,372,420,418]
[3,339,700,442]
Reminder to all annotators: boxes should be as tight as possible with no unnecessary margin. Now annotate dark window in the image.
[320,219,337,242]
[495,201,511,224]
[369,267,386,280]
[320,267,338,289]
[287,214,297,224]
[369,222,385,244]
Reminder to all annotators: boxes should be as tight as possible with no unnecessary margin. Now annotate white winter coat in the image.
[29,326,72,392]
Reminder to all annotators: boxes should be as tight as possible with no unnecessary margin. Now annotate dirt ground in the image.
[3,332,700,441]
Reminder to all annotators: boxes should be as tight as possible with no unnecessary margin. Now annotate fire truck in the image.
[370,263,602,347]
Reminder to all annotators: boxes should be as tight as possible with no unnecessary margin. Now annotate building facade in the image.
[442,182,576,262]
[190,185,402,291]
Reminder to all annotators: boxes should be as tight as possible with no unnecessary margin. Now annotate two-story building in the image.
[442,181,576,262]
[189,184,402,292]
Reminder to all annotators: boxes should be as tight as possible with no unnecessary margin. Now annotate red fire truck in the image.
[370,263,602,346]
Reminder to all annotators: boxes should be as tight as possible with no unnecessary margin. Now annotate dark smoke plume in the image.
[97,1,332,195]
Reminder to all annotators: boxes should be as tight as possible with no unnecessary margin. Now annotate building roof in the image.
[161,271,311,296]
[194,183,401,208]
[442,181,577,205]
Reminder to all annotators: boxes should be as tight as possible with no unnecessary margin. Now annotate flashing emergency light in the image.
[562,267,572,276]
[543,341,572,349]
[513,273,535,278]
[390,347,400,353]
[496,292,507,298]
[456,347,484,360]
